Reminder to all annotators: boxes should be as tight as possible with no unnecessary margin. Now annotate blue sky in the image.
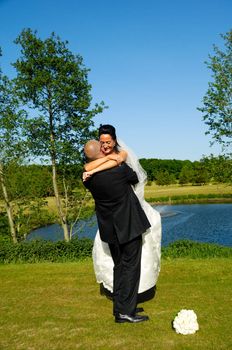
[0,0,231,160]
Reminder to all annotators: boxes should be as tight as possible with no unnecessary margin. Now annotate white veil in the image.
[118,138,147,202]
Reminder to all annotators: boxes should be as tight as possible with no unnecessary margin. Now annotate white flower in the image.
[173,309,199,335]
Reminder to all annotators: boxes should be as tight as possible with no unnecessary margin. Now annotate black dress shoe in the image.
[115,313,149,323]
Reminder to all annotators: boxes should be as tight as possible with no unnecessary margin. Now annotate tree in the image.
[179,165,195,185]
[198,30,232,150]
[200,154,232,183]
[192,161,209,185]
[139,158,156,181]
[156,170,173,186]
[0,50,26,243]
[13,29,104,241]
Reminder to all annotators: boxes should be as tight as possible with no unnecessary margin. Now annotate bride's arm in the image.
[83,150,128,181]
[84,156,109,171]
[83,160,118,181]
[84,150,127,171]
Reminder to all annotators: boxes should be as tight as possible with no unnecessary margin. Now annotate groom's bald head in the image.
[84,140,102,161]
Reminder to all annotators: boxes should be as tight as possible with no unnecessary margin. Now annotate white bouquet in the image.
[173,309,199,335]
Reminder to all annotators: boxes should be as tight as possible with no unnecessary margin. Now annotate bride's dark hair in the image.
[98,124,120,153]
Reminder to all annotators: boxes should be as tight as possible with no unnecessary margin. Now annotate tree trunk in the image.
[0,163,18,243]
[48,106,70,242]
[51,157,70,241]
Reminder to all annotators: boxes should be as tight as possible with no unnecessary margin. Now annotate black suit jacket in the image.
[83,163,151,244]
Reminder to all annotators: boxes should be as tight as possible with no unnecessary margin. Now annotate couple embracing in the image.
[83,124,161,323]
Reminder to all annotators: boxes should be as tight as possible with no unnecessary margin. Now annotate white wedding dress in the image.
[92,140,162,295]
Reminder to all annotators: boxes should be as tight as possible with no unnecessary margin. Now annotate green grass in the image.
[144,183,232,201]
[0,258,232,349]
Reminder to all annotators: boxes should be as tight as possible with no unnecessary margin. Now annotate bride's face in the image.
[99,134,115,155]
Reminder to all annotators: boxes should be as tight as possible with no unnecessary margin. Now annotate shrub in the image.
[1,238,232,264]
[162,240,232,259]
[0,237,93,263]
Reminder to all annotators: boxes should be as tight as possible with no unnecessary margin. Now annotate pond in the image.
[28,203,232,247]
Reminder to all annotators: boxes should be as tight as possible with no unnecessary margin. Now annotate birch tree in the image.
[0,53,26,243]
[13,29,104,241]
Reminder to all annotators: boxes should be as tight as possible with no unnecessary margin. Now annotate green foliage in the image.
[162,240,232,258]
[1,239,232,264]
[0,164,53,200]
[146,193,232,203]
[0,163,86,200]
[140,156,231,184]
[200,154,232,183]
[0,214,10,241]
[12,29,106,241]
[146,196,170,203]
[0,237,93,263]
[0,62,26,165]
[192,161,210,185]
[198,29,232,149]
[179,164,195,184]
[13,28,105,164]
[155,170,176,185]
[0,56,28,243]
[140,158,186,182]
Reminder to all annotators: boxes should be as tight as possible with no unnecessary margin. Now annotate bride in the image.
[83,124,161,302]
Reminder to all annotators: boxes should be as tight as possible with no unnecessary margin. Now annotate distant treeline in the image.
[140,155,232,185]
[0,155,231,202]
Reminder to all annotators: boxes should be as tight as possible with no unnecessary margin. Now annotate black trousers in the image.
[109,235,142,316]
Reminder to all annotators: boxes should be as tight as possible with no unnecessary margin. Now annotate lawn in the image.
[0,258,231,349]
[144,183,232,200]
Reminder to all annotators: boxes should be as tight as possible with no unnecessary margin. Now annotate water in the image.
[28,203,232,247]
[158,203,232,247]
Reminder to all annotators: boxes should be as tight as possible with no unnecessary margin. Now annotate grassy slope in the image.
[144,183,232,200]
[0,258,231,350]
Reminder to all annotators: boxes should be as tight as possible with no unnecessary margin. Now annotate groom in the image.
[83,140,151,323]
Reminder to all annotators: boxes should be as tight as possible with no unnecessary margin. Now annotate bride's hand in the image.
[82,171,94,181]
[107,154,123,165]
